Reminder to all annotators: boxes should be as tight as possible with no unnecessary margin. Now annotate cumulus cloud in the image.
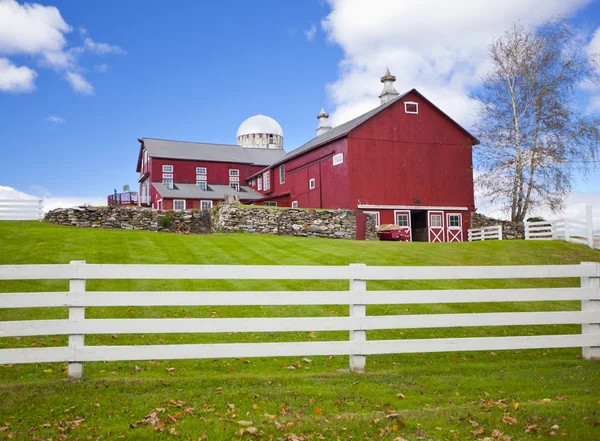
[44,115,65,124]
[65,71,94,95]
[0,0,124,94]
[321,0,592,126]
[0,185,105,213]
[0,57,37,92]
[94,63,108,73]
[304,25,317,41]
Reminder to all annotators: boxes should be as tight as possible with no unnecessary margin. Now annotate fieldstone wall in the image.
[471,212,524,240]
[213,204,378,240]
[44,206,211,234]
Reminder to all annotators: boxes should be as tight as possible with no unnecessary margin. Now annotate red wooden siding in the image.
[151,158,264,187]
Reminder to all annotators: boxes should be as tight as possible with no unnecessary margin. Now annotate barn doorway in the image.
[410,210,428,242]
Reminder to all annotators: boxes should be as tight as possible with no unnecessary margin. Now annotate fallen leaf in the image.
[246,427,258,434]
[396,393,405,399]
[315,407,322,415]
[471,428,484,435]
[502,414,517,425]
[513,402,519,410]
[165,368,176,373]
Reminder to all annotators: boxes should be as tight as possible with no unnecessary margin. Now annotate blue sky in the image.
[1,0,600,217]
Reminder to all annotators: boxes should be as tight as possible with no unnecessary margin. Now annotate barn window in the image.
[162,173,173,179]
[263,171,271,191]
[196,167,207,175]
[229,169,239,177]
[292,201,298,208]
[264,201,277,207]
[404,102,418,114]
[162,165,173,173]
[229,182,240,191]
[201,200,213,211]
[279,165,285,184]
[196,175,206,181]
[397,214,409,227]
[163,179,173,190]
[258,176,263,191]
[196,181,207,191]
[173,199,186,211]
[430,214,442,228]
[333,153,344,166]
[448,214,462,228]
[309,178,316,190]
[364,211,380,227]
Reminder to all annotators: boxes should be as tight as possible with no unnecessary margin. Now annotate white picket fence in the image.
[0,261,599,379]
[524,205,598,249]
[468,225,502,241]
[0,199,44,221]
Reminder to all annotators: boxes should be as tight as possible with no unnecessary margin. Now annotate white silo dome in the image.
[236,114,283,138]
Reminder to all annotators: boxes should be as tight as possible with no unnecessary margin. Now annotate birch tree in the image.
[473,18,600,221]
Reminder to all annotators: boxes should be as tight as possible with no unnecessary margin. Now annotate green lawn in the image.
[0,221,599,441]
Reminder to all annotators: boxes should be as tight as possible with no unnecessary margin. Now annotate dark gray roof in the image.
[152,183,263,200]
[141,138,286,165]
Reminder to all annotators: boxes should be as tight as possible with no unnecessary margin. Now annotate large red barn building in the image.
[135,70,478,242]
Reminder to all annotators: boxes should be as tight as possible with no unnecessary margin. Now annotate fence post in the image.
[68,260,86,379]
[38,200,44,222]
[581,262,600,361]
[349,263,366,373]
[497,225,503,240]
[564,219,570,242]
[524,221,529,240]
[586,205,594,249]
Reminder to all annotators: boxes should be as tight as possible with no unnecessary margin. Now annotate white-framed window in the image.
[364,211,381,227]
[196,181,207,191]
[309,178,316,190]
[251,178,255,187]
[448,214,462,228]
[291,201,298,208]
[173,199,185,210]
[196,167,207,175]
[163,179,173,190]
[229,182,240,191]
[264,201,277,207]
[229,169,239,177]
[404,101,419,114]
[162,173,173,179]
[263,171,270,191]
[279,165,285,184]
[333,153,344,166]
[229,176,239,182]
[162,165,173,173]
[258,176,263,191]
[201,200,213,211]
[196,175,207,181]
[397,214,409,227]
[430,214,442,228]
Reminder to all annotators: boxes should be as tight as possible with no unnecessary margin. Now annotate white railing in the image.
[0,261,599,379]
[468,225,502,241]
[525,205,598,249]
[0,199,44,221]
[139,195,151,205]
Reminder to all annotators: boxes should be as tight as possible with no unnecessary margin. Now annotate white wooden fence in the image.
[0,261,598,379]
[468,225,502,242]
[525,205,598,249]
[0,199,44,221]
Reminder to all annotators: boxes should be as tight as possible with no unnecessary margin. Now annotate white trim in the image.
[229,169,239,177]
[279,164,285,184]
[446,213,463,243]
[162,173,173,179]
[447,213,462,229]
[200,200,213,211]
[257,176,263,191]
[264,202,277,207]
[427,210,445,243]
[404,101,419,114]
[196,175,207,181]
[394,210,412,242]
[162,179,173,190]
[291,201,298,208]
[162,165,173,173]
[263,171,270,191]
[229,182,240,191]
[196,167,207,175]
[155,199,163,210]
[173,199,186,211]
[196,181,207,191]
[309,178,316,190]
[333,153,344,166]
[363,211,380,227]
[358,204,468,211]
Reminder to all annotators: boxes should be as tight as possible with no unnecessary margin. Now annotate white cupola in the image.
[379,68,399,105]
[316,108,331,136]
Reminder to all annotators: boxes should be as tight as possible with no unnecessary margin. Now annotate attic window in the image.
[404,102,418,114]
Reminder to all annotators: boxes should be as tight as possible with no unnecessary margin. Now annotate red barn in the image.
[135,70,478,242]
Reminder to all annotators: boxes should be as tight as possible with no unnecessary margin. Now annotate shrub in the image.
[161,213,173,228]
[526,216,545,222]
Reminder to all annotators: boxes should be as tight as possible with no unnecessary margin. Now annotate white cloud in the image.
[84,37,125,55]
[65,71,94,95]
[0,185,105,213]
[322,0,592,126]
[94,63,108,73]
[44,115,65,124]
[0,0,124,94]
[304,25,317,41]
[0,57,37,92]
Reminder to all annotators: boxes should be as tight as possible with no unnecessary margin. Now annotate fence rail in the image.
[524,205,598,249]
[0,261,599,379]
[468,225,502,241]
[0,199,43,221]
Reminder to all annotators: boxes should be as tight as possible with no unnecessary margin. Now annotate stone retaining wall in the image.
[44,206,211,234]
[213,205,378,240]
[471,212,524,240]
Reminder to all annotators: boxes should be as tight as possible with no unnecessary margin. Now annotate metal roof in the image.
[141,138,286,165]
[152,183,263,200]
[236,114,283,137]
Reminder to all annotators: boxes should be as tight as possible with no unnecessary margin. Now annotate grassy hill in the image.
[0,221,599,440]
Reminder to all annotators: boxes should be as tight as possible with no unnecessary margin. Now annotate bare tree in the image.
[473,18,600,221]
